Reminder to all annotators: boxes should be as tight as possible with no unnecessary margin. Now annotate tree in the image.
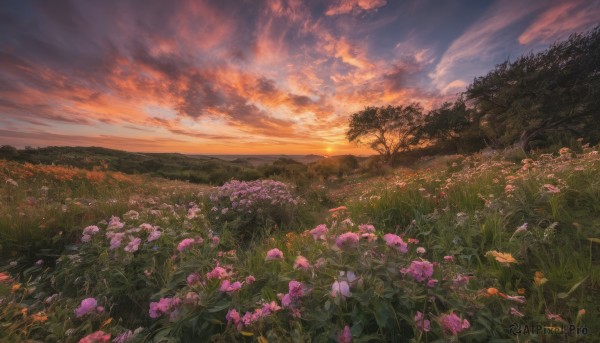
[347,104,423,165]
[465,26,600,149]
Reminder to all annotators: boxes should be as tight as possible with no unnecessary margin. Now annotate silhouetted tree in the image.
[347,104,423,165]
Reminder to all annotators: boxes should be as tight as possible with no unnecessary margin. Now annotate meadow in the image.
[0,146,599,342]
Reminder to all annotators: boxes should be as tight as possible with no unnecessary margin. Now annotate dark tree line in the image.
[348,26,600,164]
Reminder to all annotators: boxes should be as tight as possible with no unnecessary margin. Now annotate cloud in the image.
[518,1,600,45]
[325,0,387,16]
[429,1,545,94]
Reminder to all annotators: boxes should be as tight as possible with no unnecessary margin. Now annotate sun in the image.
[325,147,333,154]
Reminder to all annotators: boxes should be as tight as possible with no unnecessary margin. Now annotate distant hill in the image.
[190,154,325,166]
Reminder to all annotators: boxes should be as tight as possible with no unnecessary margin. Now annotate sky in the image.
[0,0,599,155]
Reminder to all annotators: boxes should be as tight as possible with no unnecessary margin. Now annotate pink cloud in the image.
[325,0,387,16]
[518,1,600,45]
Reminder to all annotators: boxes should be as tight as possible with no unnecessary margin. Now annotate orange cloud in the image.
[325,0,387,16]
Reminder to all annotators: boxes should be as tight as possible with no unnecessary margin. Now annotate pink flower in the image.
[266,248,284,261]
[149,297,180,319]
[108,232,125,249]
[383,233,408,253]
[124,236,141,253]
[335,232,359,249]
[211,236,220,247]
[79,331,110,343]
[401,260,434,282]
[207,266,229,280]
[443,255,454,262]
[219,280,242,293]
[83,225,100,236]
[416,247,426,254]
[107,216,124,230]
[245,275,256,284]
[361,233,378,242]
[75,298,98,318]
[337,325,352,343]
[187,272,201,285]
[510,307,524,317]
[310,224,328,240]
[281,293,292,307]
[288,280,305,298]
[294,256,310,270]
[331,280,351,298]
[440,312,470,335]
[358,224,375,233]
[414,311,431,332]
[184,292,199,304]
[177,238,196,252]
[81,234,92,243]
[543,184,561,194]
[147,230,161,242]
[427,279,438,287]
[452,274,472,287]
[408,238,419,244]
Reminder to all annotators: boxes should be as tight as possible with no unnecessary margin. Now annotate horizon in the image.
[1,0,599,155]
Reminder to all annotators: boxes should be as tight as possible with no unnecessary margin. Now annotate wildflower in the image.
[416,247,426,254]
[401,260,434,282]
[35,259,44,266]
[361,233,378,242]
[219,280,242,293]
[112,330,133,343]
[210,236,220,247]
[83,225,100,236]
[427,279,438,287]
[31,311,48,323]
[0,272,12,283]
[294,256,310,270]
[337,325,352,343]
[505,295,526,304]
[309,224,328,240]
[11,283,21,292]
[81,234,92,243]
[331,280,351,298]
[245,275,256,284]
[75,298,98,318]
[358,224,375,233]
[517,288,526,295]
[414,311,430,332]
[226,309,242,329]
[79,331,110,343]
[123,210,139,220]
[186,207,200,219]
[187,273,201,285]
[383,233,408,253]
[207,266,228,280]
[439,311,470,335]
[288,280,305,298]
[108,232,125,249]
[149,297,180,319]
[266,248,284,261]
[335,232,359,249]
[543,184,561,194]
[407,238,419,244]
[177,238,196,252]
[107,216,124,230]
[443,255,454,262]
[534,271,548,286]
[147,230,161,242]
[124,237,141,253]
[547,312,567,323]
[486,251,517,265]
[505,184,516,193]
[510,307,524,317]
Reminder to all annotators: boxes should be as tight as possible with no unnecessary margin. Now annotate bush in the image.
[208,180,303,241]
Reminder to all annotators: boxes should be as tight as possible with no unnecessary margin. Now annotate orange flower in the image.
[486,251,517,264]
[534,271,548,286]
[32,312,48,323]
[486,287,500,296]
[517,288,526,295]
[11,283,21,292]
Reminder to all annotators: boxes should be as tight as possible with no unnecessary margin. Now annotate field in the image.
[1,147,599,342]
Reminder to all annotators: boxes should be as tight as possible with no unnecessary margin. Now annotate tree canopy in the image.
[346,104,423,165]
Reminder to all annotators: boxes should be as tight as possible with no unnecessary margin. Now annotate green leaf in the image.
[557,276,588,299]
[207,299,231,312]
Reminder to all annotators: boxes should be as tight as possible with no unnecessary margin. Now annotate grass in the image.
[0,147,599,342]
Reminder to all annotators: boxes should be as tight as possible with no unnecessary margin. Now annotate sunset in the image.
[1,0,598,154]
[1,1,600,342]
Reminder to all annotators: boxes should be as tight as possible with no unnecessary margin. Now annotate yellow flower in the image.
[534,271,548,286]
[517,288,526,295]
